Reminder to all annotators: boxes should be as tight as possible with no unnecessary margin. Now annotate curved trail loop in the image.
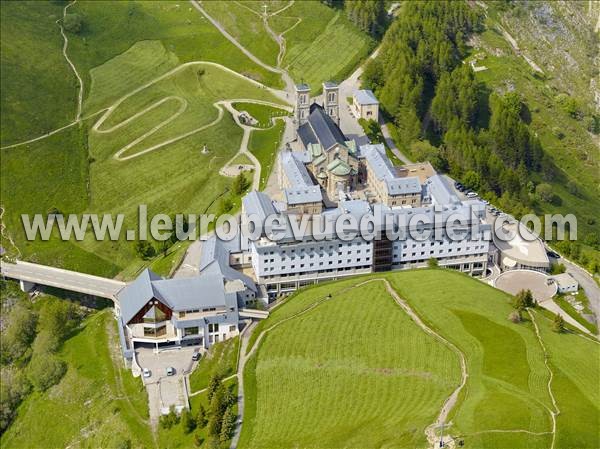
[229,278,469,449]
[86,60,289,162]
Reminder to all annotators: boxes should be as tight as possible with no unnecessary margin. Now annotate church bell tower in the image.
[323,81,339,125]
[295,83,310,127]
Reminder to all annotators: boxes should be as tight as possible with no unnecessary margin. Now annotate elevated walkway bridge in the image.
[1,261,269,320]
[0,260,125,302]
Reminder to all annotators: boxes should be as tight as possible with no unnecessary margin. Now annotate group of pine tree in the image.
[319,0,552,219]
[361,1,551,216]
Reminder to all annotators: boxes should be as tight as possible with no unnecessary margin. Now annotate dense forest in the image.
[356,0,599,272]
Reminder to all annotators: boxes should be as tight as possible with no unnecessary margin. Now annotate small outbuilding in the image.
[551,273,579,293]
[352,89,379,122]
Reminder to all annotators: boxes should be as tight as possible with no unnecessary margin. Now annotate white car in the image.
[143,368,151,378]
[466,192,478,198]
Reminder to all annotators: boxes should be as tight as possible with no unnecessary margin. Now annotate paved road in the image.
[337,46,412,164]
[137,346,199,426]
[229,321,257,449]
[554,255,600,331]
[0,260,125,300]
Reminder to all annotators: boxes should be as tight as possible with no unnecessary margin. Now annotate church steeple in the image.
[323,81,339,126]
[295,83,310,127]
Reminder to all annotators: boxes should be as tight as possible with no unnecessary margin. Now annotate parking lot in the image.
[136,345,202,424]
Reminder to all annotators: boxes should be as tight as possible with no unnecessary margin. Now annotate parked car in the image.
[547,251,560,259]
[192,351,201,361]
[166,367,175,376]
[466,192,478,198]
[143,368,151,378]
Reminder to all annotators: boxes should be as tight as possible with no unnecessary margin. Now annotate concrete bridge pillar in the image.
[19,280,36,293]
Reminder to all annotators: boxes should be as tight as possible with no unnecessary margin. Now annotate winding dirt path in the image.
[219,100,291,190]
[189,0,296,97]
[528,309,560,449]
[57,0,84,121]
[85,60,289,161]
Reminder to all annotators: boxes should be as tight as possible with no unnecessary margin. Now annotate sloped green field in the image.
[241,270,599,448]
[241,280,461,448]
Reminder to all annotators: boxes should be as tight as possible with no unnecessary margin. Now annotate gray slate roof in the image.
[296,83,310,91]
[354,89,379,105]
[117,269,237,323]
[281,151,313,187]
[117,269,164,324]
[243,190,277,222]
[284,186,323,205]
[152,274,236,311]
[361,144,421,196]
[198,235,257,292]
[426,175,460,205]
[298,104,347,150]
[280,152,323,205]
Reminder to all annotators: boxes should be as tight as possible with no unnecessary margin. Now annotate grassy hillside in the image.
[0,310,154,449]
[63,0,284,97]
[201,1,281,67]
[0,1,77,145]
[240,280,461,448]
[242,270,599,449]
[275,1,374,92]
[248,120,286,190]
[0,1,288,277]
[473,2,600,252]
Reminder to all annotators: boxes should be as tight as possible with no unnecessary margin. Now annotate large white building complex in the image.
[229,83,493,296]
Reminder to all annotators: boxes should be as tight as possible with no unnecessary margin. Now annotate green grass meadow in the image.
[0,1,290,278]
[201,1,280,68]
[248,119,285,190]
[241,269,599,449]
[240,279,462,448]
[189,336,240,393]
[232,101,289,128]
[274,1,374,93]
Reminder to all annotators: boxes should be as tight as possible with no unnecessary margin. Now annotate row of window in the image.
[392,242,487,249]
[262,257,372,272]
[261,265,372,280]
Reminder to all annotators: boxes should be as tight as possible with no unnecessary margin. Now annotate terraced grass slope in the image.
[274,1,374,93]
[242,270,599,449]
[240,280,462,448]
